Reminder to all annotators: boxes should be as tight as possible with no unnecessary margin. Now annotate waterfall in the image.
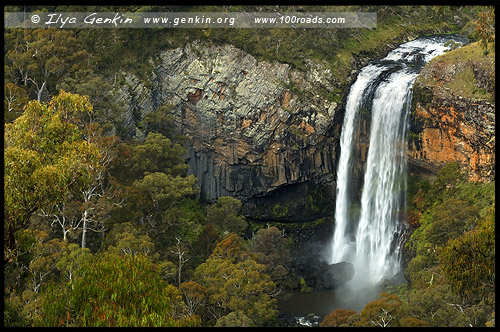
[329,36,465,291]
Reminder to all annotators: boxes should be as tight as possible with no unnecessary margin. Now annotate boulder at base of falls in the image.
[316,261,355,290]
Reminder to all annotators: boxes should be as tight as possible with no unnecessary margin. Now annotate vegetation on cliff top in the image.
[415,41,495,101]
[4,5,486,130]
[415,6,495,102]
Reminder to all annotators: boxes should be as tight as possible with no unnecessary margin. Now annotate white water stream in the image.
[329,36,464,291]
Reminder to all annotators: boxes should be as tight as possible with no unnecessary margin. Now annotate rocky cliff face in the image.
[409,42,495,182]
[115,31,482,223]
[117,42,341,221]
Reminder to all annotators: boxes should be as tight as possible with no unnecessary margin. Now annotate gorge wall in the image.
[408,41,495,182]
[117,42,341,222]
[115,32,494,226]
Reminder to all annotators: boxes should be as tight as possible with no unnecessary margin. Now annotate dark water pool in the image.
[278,290,344,316]
[277,285,381,326]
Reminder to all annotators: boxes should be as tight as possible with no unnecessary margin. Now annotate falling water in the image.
[329,35,465,294]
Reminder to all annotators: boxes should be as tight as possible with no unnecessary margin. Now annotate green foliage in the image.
[107,130,199,255]
[39,253,200,327]
[474,7,495,52]
[121,132,188,180]
[4,229,39,295]
[215,311,256,327]
[28,236,68,290]
[401,269,493,327]
[4,231,93,326]
[4,91,100,250]
[54,243,92,283]
[454,180,495,218]
[103,222,155,257]
[131,133,188,176]
[206,196,248,236]
[4,229,45,327]
[399,316,430,327]
[3,5,491,328]
[411,198,479,251]
[159,198,206,249]
[123,172,197,246]
[402,161,495,327]
[194,233,278,326]
[56,68,125,133]
[4,296,31,327]
[132,172,197,219]
[403,271,450,324]
[248,226,292,287]
[109,132,190,189]
[4,83,29,123]
[140,104,185,142]
[5,28,88,100]
[299,276,312,293]
[180,280,206,317]
[440,207,495,303]
[270,203,290,219]
[191,223,221,266]
[425,162,465,204]
[3,87,203,326]
[208,233,247,263]
[356,292,403,327]
[382,283,408,303]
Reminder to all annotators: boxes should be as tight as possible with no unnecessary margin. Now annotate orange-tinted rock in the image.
[409,80,495,182]
[187,89,203,104]
[409,42,495,182]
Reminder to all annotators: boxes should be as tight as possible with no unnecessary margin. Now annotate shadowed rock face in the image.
[118,42,341,220]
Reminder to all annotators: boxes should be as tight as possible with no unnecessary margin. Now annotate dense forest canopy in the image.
[4,5,495,327]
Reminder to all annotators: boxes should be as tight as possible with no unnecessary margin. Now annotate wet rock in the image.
[316,261,355,290]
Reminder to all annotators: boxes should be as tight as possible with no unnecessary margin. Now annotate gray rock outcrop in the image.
[117,42,341,220]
